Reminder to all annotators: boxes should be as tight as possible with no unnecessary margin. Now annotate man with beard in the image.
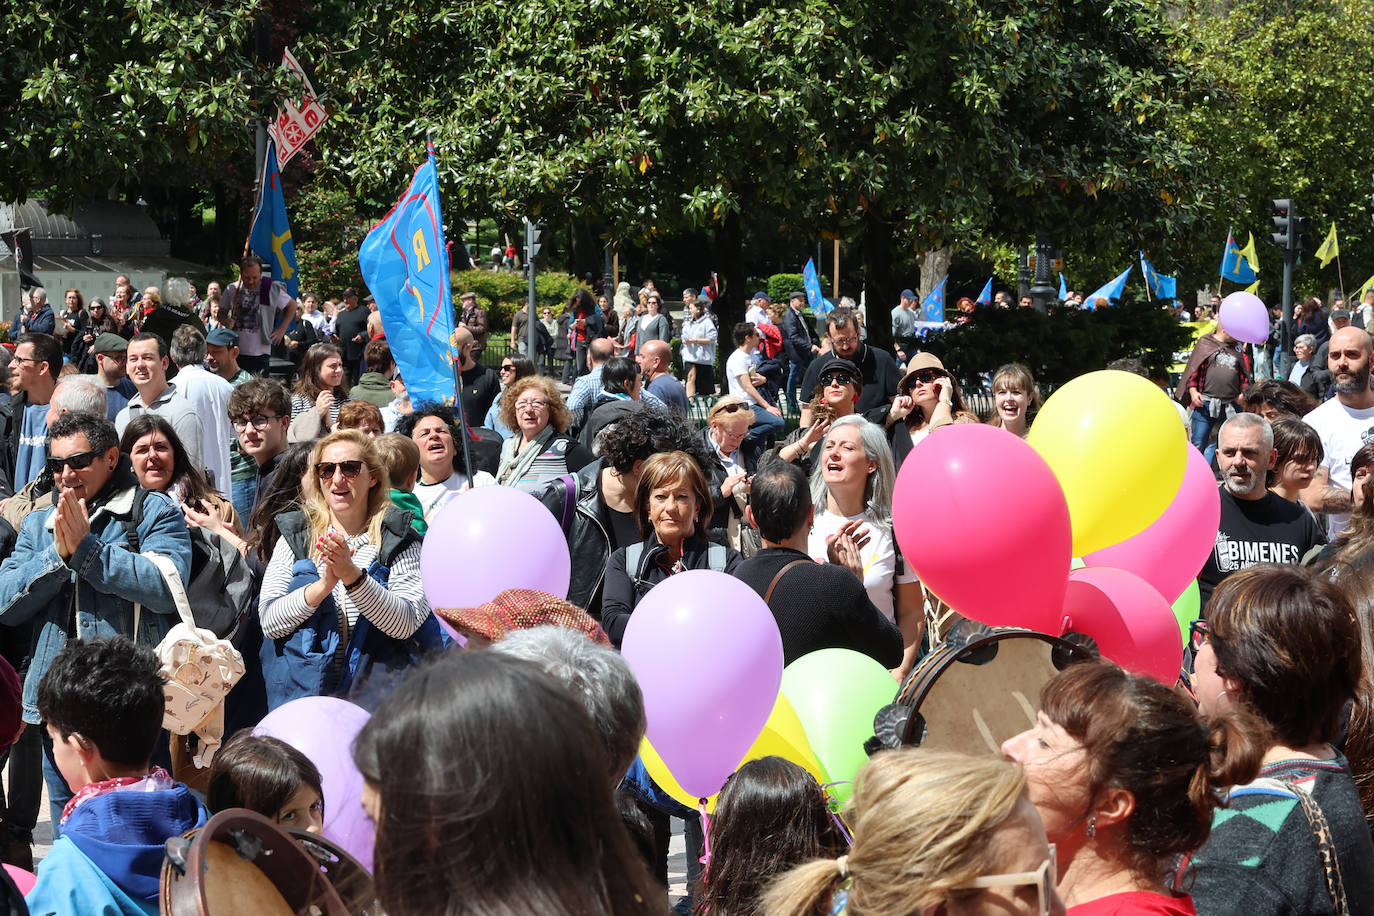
[1198,413,1325,610]
[1302,326,1374,537]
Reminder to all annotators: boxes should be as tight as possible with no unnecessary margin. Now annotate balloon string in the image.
[820,783,854,846]
[698,798,712,867]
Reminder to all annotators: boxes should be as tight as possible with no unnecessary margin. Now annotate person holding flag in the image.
[221,254,297,377]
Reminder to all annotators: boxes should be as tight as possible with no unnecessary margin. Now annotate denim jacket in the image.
[0,463,191,723]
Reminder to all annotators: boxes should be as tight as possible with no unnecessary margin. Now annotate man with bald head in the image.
[1302,325,1374,535]
[455,326,500,426]
[637,339,687,416]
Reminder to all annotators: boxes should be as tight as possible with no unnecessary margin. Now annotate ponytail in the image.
[759,858,845,916]
[1189,708,1268,816]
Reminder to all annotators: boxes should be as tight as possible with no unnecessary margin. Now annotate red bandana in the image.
[61,766,174,825]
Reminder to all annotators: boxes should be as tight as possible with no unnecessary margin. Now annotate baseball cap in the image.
[1333,307,1352,320]
[752,291,772,303]
[93,333,128,355]
[901,288,917,300]
[205,327,239,347]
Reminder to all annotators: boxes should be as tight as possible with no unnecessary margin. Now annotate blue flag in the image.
[1058,273,1068,300]
[1082,267,1131,310]
[1219,228,1257,283]
[975,277,993,306]
[920,277,947,322]
[248,139,299,299]
[802,259,828,316]
[1139,252,1178,300]
[357,146,459,409]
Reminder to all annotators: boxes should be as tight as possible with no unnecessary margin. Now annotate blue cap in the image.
[901,289,917,300]
[752,291,771,302]
[205,327,239,347]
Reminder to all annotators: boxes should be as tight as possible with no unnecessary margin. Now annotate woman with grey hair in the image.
[491,625,645,784]
[806,415,922,677]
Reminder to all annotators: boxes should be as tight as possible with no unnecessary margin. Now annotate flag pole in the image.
[243,145,273,260]
[1141,254,1153,303]
[431,141,477,481]
[1337,252,1346,303]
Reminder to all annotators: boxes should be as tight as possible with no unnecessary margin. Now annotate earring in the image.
[1087,815,1097,839]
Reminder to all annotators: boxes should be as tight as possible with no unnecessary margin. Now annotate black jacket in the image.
[601,532,743,647]
[698,425,763,532]
[536,459,618,619]
[781,308,820,364]
[0,391,38,499]
[1296,364,1331,402]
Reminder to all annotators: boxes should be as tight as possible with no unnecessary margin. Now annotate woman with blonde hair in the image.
[986,363,1041,438]
[764,749,1063,916]
[495,374,594,492]
[258,429,436,707]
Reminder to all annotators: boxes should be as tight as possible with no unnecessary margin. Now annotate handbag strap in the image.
[132,552,196,640]
[764,560,810,605]
[1250,778,1349,914]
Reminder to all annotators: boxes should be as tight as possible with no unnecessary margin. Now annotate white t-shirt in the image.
[1304,397,1374,536]
[725,348,760,406]
[745,304,771,327]
[414,470,496,520]
[806,509,918,622]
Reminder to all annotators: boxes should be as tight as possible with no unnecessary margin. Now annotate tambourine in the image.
[872,622,1098,754]
[160,808,380,916]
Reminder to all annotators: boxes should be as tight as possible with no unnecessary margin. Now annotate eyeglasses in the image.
[10,355,38,367]
[46,450,103,476]
[315,460,365,480]
[830,335,859,347]
[232,414,282,430]
[818,372,857,387]
[1189,618,1211,652]
[514,399,550,411]
[952,844,1056,916]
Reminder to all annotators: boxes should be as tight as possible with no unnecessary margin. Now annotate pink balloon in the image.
[1219,291,1269,345]
[4,864,35,896]
[893,424,1072,631]
[254,696,375,871]
[621,570,783,799]
[420,485,571,608]
[1084,446,1220,603]
[1061,567,1183,683]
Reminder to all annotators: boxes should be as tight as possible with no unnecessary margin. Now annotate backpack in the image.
[124,489,257,640]
[625,541,729,575]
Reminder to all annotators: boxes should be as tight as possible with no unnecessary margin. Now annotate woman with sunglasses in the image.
[763,358,865,478]
[483,353,535,439]
[886,353,979,469]
[1003,661,1260,914]
[764,748,1064,916]
[700,395,764,538]
[258,429,434,705]
[1186,564,1374,914]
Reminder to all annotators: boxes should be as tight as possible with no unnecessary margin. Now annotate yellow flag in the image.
[1316,222,1339,268]
[1245,280,1261,294]
[1238,233,1260,276]
[1359,273,1374,299]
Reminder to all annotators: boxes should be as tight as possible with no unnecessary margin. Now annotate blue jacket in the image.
[26,781,206,916]
[0,463,191,723]
[19,304,55,336]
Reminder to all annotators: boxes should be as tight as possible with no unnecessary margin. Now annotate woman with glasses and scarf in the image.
[885,352,979,469]
[764,749,1064,916]
[1003,661,1261,914]
[494,374,594,493]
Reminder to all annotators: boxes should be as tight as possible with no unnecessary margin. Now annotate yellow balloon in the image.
[1028,370,1187,556]
[640,695,828,814]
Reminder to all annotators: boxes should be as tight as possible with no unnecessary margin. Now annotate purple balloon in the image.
[622,570,783,799]
[1084,445,1220,603]
[1219,291,1269,345]
[420,485,572,608]
[254,697,374,871]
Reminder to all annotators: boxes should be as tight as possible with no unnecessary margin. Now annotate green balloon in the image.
[1171,579,1200,648]
[781,649,900,806]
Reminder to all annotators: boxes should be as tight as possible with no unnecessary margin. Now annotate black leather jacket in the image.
[536,459,618,619]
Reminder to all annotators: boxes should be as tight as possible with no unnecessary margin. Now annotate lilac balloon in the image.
[420,485,572,608]
[254,696,374,871]
[1218,291,1269,345]
[1084,445,1220,603]
[622,570,784,799]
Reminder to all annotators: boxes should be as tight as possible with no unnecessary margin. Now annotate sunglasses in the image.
[712,402,749,417]
[46,449,103,476]
[499,364,516,373]
[953,844,1057,916]
[818,372,858,387]
[315,459,365,480]
[910,369,946,385]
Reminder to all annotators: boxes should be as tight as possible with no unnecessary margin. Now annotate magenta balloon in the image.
[1218,291,1269,345]
[1062,567,1183,683]
[420,485,572,608]
[621,570,784,799]
[893,424,1072,631]
[1084,446,1220,602]
[254,696,375,871]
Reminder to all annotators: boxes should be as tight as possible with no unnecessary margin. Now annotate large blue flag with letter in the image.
[1082,267,1131,310]
[358,145,458,408]
[1058,272,1068,300]
[802,259,831,317]
[1139,252,1177,300]
[248,139,299,299]
[974,277,993,306]
[920,277,947,322]
[1219,228,1257,283]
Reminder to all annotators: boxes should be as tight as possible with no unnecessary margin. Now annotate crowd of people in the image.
[2,260,1374,915]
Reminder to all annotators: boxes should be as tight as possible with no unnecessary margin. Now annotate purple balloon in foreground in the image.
[1218,291,1269,345]
[622,570,784,800]
[254,696,374,871]
[420,485,572,608]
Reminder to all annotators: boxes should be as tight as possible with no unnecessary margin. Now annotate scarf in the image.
[63,766,175,825]
[496,424,557,487]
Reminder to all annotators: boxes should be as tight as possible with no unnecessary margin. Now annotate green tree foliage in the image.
[450,269,592,331]
[292,184,369,297]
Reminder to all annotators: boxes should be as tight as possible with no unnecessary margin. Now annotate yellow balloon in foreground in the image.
[1028,370,1187,557]
[640,694,827,813]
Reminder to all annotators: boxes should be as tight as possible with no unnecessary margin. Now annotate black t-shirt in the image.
[799,345,901,413]
[459,363,501,426]
[1198,488,1327,609]
[333,307,370,362]
[605,506,641,551]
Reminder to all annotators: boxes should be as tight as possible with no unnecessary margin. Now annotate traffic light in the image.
[524,219,542,263]
[1271,199,1293,250]
[1292,215,1308,253]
